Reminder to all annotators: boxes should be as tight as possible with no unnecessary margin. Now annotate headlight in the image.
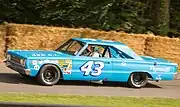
[7,54,11,61]
[20,59,26,66]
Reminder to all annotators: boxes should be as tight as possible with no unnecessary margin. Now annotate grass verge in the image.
[0,92,180,107]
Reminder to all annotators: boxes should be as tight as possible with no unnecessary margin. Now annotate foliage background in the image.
[0,0,179,37]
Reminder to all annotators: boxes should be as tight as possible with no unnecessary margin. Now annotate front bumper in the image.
[6,61,31,76]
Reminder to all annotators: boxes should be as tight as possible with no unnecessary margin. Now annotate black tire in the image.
[128,72,148,88]
[37,65,61,86]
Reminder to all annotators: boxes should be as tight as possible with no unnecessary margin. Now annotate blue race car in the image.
[5,38,178,88]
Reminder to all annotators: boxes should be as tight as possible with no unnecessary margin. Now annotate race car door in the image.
[109,46,135,82]
[70,45,112,81]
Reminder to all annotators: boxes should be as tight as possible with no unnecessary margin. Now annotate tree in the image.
[150,0,170,36]
[169,0,180,37]
[1,0,179,37]
[0,0,43,24]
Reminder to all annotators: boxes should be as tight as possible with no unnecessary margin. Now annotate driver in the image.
[90,46,101,57]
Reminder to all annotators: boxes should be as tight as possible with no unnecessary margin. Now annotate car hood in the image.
[7,50,71,58]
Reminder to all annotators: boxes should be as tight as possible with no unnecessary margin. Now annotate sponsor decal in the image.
[38,60,43,64]
[48,54,53,56]
[32,60,38,65]
[41,54,46,56]
[32,54,45,57]
[32,53,58,57]
[155,74,162,80]
[150,66,170,72]
[44,60,50,63]
[31,60,59,70]
[34,65,39,70]
[121,62,126,66]
[59,60,72,74]
[42,60,59,64]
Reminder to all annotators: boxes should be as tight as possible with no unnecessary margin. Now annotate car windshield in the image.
[55,39,85,55]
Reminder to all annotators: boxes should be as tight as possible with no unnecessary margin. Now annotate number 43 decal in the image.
[80,61,104,76]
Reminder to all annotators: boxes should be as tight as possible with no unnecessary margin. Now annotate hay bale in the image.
[0,25,6,61]
[114,33,151,55]
[145,36,180,71]
[82,30,150,55]
[7,24,149,55]
[6,24,82,50]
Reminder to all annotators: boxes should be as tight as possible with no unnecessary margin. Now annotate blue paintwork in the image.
[6,38,178,82]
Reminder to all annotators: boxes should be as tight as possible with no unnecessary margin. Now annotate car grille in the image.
[11,55,21,64]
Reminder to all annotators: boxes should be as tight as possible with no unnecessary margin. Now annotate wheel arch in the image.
[128,71,151,88]
[129,71,153,79]
[36,63,63,79]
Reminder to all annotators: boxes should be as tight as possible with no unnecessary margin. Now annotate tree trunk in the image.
[151,0,170,36]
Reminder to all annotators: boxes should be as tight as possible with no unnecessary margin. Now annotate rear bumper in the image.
[151,72,178,81]
[5,61,31,76]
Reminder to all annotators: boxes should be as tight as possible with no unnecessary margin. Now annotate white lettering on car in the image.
[32,60,38,65]
[121,62,126,66]
[150,66,171,72]
[81,61,104,76]
[156,75,162,80]
[34,65,39,70]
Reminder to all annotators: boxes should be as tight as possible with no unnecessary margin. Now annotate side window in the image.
[60,40,73,51]
[80,45,106,58]
[68,41,82,52]
[109,47,133,59]
[103,48,110,58]
[59,40,84,55]
[109,47,120,58]
[118,50,133,59]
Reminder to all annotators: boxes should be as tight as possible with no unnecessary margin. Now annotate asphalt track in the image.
[0,64,180,98]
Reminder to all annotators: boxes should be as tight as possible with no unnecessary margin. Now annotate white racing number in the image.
[81,61,93,76]
[81,61,104,76]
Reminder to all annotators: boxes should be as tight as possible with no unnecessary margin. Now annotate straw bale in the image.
[0,25,6,61]
[83,30,149,55]
[7,24,149,55]
[145,36,180,71]
[6,24,82,50]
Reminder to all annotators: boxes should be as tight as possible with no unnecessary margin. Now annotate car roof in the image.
[72,38,142,60]
[72,38,126,46]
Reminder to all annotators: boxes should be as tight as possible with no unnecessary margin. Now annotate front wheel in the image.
[37,65,61,86]
[128,72,148,88]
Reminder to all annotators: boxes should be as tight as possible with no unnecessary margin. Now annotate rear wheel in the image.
[128,72,148,88]
[37,65,61,86]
